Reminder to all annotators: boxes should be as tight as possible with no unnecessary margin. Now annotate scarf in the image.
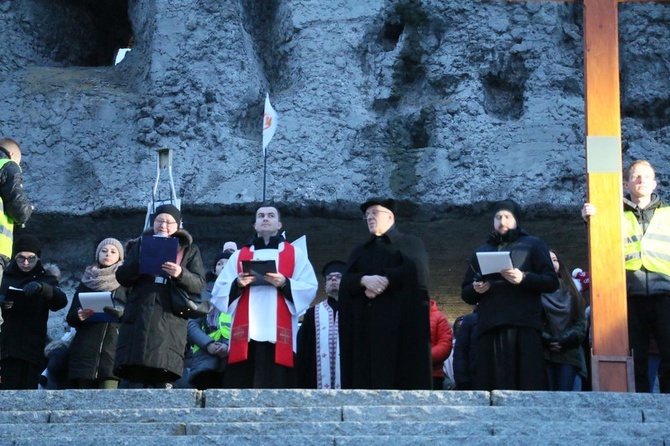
[315,300,340,389]
[541,288,572,337]
[81,262,122,292]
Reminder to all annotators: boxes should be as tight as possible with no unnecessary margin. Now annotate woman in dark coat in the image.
[66,238,127,389]
[461,200,559,391]
[114,204,206,387]
[0,235,68,389]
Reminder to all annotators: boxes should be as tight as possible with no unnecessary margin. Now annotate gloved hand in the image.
[103,306,124,319]
[23,281,43,297]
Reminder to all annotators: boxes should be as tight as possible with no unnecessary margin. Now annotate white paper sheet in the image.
[476,251,513,275]
[78,291,114,313]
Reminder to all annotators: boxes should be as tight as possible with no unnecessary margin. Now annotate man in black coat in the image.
[339,198,432,390]
[461,199,558,391]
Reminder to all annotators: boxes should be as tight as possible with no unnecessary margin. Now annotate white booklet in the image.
[78,291,114,314]
[476,251,513,275]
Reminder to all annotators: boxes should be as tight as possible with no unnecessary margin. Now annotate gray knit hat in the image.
[96,238,125,262]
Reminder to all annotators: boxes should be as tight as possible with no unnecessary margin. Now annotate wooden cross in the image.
[499,0,668,391]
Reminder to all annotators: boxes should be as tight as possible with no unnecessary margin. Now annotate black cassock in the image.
[338,226,432,390]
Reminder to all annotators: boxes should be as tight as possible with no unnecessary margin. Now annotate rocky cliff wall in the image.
[0,0,668,332]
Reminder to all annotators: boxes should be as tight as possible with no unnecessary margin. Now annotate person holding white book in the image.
[66,238,127,389]
[461,199,558,391]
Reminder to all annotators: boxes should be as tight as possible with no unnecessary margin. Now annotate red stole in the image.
[228,242,296,367]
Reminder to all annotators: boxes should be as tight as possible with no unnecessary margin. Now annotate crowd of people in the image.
[0,136,667,393]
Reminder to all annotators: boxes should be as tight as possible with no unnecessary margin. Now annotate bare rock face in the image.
[1,0,668,216]
[0,0,669,338]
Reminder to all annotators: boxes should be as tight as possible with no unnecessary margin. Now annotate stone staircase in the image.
[1,389,669,445]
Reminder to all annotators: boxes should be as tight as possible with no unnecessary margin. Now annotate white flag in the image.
[263,93,277,155]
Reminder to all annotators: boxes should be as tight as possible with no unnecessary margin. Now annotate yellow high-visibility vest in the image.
[0,158,17,260]
[623,206,670,276]
[192,311,232,353]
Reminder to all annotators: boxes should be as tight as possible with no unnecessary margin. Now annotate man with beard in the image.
[462,199,558,391]
[582,160,670,393]
[339,198,432,390]
[211,205,317,388]
[296,260,346,389]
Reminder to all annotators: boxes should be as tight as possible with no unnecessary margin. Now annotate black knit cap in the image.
[154,204,181,224]
[360,197,396,214]
[322,260,346,278]
[492,199,522,225]
[13,234,42,257]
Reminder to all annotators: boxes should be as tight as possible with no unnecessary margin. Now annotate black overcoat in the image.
[339,226,432,390]
[114,229,205,384]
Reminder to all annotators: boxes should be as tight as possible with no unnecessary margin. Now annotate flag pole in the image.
[262,92,277,204]
[262,148,267,202]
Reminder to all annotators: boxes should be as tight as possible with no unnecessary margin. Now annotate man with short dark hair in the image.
[339,198,432,390]
[211,205,317,388]
[296,260,345,389]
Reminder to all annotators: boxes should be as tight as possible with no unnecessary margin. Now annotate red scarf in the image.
[228,242,296,367]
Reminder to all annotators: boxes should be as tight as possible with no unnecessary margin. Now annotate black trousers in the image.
[223,341,296,388]
[0,358,42,390]
[474,326,547,391]
[627,295,670,393]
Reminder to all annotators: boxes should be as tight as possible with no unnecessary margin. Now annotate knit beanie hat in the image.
[96,238,125,262]
[13,234,42,257]
[492,199,522,226]
[154,204,181,224]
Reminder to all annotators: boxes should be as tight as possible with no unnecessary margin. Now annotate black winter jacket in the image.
[113,229,205,384]
[461,229,559,335]
[66,282,128,382]
[0,260,67,366]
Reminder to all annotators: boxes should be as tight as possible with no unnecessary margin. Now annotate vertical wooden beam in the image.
[583,0,632,391]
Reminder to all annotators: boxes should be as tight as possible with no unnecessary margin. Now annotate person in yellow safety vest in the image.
[582,160,670,394]
[0,138,34,355]
[0,138,34,290]
[186,249,234,389]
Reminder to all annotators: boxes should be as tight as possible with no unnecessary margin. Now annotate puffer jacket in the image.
[114,229,205,384]
[66,281,128,382]
[0,260,67,367]
[429,300,452,378]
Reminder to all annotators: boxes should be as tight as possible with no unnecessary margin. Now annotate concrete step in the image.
[7,436,666,446]
[3,420,670,439]
[4,405,670,424]
[0,389,669,445]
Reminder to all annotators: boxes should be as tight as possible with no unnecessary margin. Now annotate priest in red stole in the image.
[211,205,317,388]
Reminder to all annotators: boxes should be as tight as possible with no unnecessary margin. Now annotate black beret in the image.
[360,197,396,214]
[322,260,346,277]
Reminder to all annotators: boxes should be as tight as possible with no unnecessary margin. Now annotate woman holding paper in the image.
[461,199,559,391]
[113,204,206,388]
[66,238,127,389]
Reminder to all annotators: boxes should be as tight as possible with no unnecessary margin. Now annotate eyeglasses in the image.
[363,209,391,220]
[16,255,38,263]
[326,273,342,281]
[155,219,178,227]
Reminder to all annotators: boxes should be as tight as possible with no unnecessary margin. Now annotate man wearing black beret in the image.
[296,260,346,389]
[339,198,432,390]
